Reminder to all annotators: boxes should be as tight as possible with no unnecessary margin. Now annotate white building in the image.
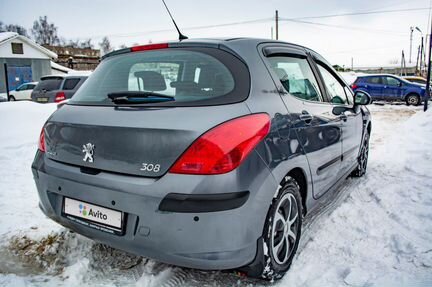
[0,32,58,93]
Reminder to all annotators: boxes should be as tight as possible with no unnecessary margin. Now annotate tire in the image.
[351,130,369,177]
[405,94,420,106]
[9,96,15,101]
[260,177,302,280]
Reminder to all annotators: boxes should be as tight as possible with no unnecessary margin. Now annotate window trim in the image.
[262,47,326,104]
[312,59,353,107]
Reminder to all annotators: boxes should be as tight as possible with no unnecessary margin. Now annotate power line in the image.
[80,7,430,40]
[283,18,407,36]
[280,7,431,21]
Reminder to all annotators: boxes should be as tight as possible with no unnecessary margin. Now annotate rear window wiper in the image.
[108,91,175,104]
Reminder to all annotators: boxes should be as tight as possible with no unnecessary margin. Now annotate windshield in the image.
[34,78,62,91]
[69,48,249,106]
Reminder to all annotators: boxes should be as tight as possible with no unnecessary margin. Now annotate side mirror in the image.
[354,90,371,105]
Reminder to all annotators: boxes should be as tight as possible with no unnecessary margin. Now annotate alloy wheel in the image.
[270,193,300,265]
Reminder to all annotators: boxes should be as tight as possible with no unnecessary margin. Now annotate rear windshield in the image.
[34,78,62,91]
[69,47,249,106]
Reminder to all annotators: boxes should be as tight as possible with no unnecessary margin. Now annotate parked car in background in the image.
[403,76,428,85]
[351,74,426,105]
[8,82,38,101]
[33,38,372,280]
[31,75,88,103]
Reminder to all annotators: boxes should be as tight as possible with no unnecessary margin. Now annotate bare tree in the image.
[0,22,29,37]
[31,16,59,45]
[99,36,113,55]
[119,44,127,49]
[79,39,93,49]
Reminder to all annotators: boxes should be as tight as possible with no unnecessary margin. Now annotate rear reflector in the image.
[169,114,271,175]
[38,127,46,152]
[351,84,358,89]
[131,43,169,52]
[55,92,66,103]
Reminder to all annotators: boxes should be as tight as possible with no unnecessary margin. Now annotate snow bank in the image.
[0,102,58,239]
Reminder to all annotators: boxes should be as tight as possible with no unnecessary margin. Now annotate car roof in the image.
[357,74,400,78]
[103,37,317,60]
[40,75,88,80]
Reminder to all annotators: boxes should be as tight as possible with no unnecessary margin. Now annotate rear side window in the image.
[34,78,62,91]
[267,56,322,102]
[366,77,381,84]
[69,48,248,106]
[63,78,81,90]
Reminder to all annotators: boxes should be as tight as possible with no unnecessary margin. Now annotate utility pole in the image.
[401,50,406,76]
[410,26,414,63]
[3,63,10,101]
[271,26,274,40]
[275,10,279,40]
[424,25,432,111]
[351,57,354,71]
[416,45,421,74]
[420,37,424,75]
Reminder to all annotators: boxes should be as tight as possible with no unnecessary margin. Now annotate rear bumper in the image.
[32,151,277,270]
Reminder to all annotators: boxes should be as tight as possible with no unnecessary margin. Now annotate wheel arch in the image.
[280,167,308,215]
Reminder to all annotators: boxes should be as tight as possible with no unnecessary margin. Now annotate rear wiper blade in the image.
[108,91,175,104]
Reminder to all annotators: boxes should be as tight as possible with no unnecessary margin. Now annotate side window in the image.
[16,85,25,91]
[63,78,81,90]
[385,77,400,87]
[317,64,348,105]
[28,84,36,90]
[367,77,381,84]
[267,56,322,102]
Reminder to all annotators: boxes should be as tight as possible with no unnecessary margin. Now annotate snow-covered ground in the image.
[0,101,431,286]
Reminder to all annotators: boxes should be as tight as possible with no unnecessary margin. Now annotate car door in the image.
[314,60,363,174]
[364,76,383,100]
[383,76,402,100]
[14,84,26,100]
[263,45,343,199]
[23,84,36,100]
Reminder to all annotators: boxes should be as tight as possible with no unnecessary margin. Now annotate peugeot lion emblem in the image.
[82,143,95,163]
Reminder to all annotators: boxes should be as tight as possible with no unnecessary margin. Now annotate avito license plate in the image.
[63,197,124,234]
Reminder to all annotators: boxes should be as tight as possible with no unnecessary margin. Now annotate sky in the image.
[1,0,432,67]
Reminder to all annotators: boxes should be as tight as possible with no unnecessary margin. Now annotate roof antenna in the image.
[161,0,188,40]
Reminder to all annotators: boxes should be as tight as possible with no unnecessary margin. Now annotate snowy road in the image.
[0,102,431,286]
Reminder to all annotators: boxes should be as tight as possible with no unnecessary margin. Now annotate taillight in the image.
[169,114,271,175]
[131,43,169,52]
[38,127,46,152]
[351,84,358,90]
[55,92,66,103]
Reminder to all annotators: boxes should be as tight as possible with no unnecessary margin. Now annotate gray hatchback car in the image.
[31,74,87,103]
[32,38,372,280]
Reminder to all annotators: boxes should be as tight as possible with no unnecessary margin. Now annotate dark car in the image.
[351,74,426,105]
[32,38,371,280]
[31,75,88,103]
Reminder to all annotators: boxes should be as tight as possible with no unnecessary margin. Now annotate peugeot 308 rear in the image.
[32,38,371,280]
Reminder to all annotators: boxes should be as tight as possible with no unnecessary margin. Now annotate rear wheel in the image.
[406,94,420,106]
[9,96,15,101]
[351,130,369,177]
[260,177,302,280]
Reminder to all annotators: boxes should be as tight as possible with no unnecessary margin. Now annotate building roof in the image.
[0,32,57,59]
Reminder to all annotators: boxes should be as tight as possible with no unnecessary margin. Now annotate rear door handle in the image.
[299,111,313,124]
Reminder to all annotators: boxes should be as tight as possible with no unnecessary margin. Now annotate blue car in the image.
[351,74,426,105]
